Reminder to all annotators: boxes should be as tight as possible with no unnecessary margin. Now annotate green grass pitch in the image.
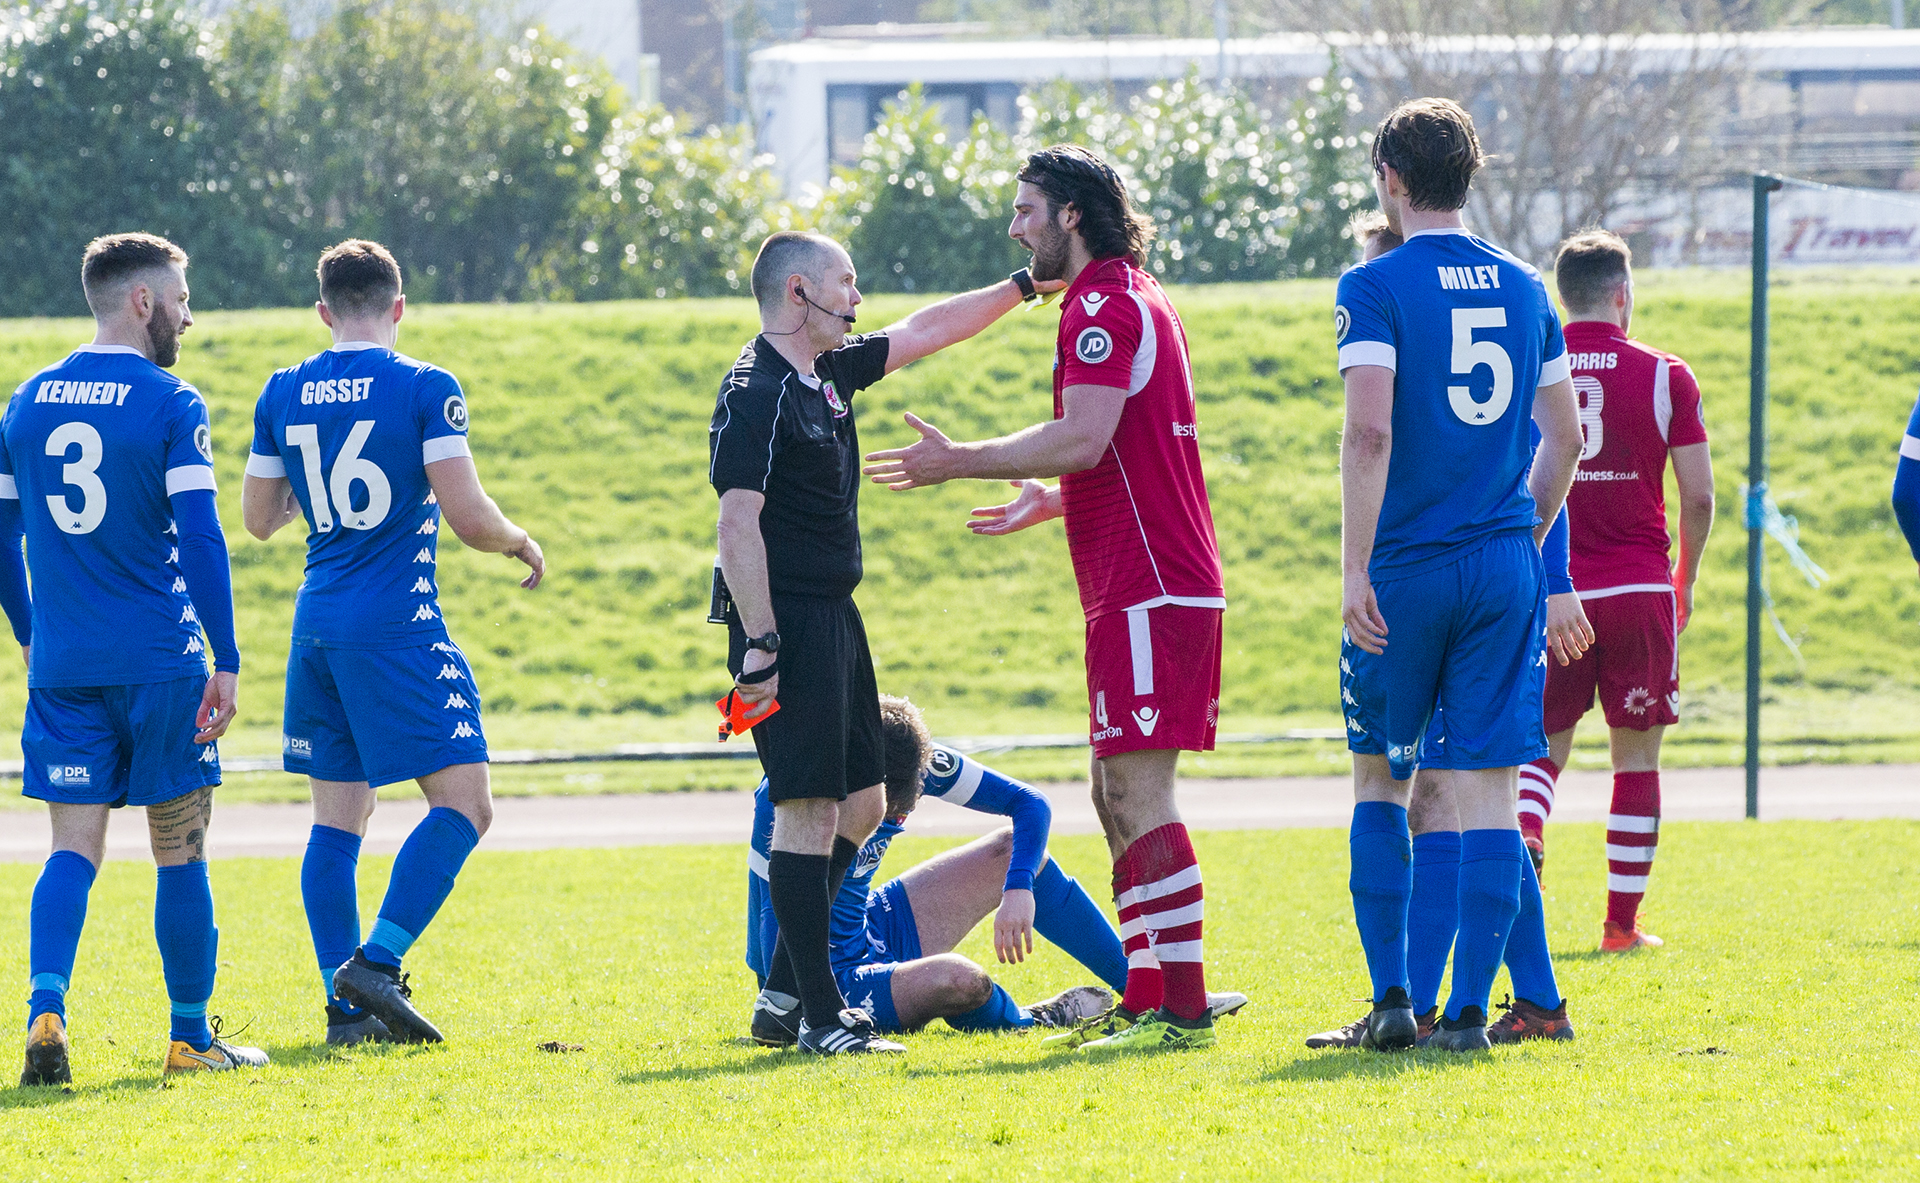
[2,820,1916,1179]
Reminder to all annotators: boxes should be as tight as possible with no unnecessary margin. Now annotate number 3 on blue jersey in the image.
[286,420,391,532]
[1449,308,1514,425]
[44,421,107,534]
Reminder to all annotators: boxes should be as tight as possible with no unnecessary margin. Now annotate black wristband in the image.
[737,662,778,685]
[1009,268,1037,302]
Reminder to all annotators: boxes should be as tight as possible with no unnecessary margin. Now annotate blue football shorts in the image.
[833,877,922,1033]
[282,640,487,787]
[22,674,220,807]
[1343,530,1549,780]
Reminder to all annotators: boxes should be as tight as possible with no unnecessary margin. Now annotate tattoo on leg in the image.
[149,786,213,863]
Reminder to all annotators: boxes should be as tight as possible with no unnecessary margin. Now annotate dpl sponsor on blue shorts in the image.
[1342,530,1549,780]
[283,641,487,787]
[22,675,220,807]
[833,877,922,1033]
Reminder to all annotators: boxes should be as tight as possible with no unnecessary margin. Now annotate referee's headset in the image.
[796,286,856,325]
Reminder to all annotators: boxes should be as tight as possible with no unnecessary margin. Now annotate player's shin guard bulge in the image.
[1113,859,1163,1016]
[1605,770,1661,939]
[1124,823,1208,1024]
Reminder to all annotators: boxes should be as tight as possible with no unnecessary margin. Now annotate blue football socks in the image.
[364,807,479,968]
[302,824,363,1005]
[946,983,1033,1031]
[1032,858,1128,994]
[1407,830,1462,1015]
[1349,801,1413,1004]
[154,862,218,1049]
[28,850,97,1027]
[1445,828,1526,1025]
[1504,850,1563,1010]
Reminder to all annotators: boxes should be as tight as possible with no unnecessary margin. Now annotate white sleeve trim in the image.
[245,452,287,478]
[1538,353,1572,387]
[1337,341,1396,373]
[0,475,16,499]
[938,759,986,807]
[422,435,472,464]
[165,465,217,496]
[1901,434,1920,461]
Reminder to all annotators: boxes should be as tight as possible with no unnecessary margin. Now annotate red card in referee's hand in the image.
[716,690,780,741]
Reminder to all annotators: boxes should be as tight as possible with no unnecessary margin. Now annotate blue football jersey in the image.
[0,345,218,688]
[246,343,470,649]
[1335,228,1570,579]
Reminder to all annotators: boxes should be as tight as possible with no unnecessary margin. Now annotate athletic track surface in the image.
[1,764,1912,863]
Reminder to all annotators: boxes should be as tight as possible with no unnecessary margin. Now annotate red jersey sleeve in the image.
[1666,358,1708,448]
[1058,290,1143,391]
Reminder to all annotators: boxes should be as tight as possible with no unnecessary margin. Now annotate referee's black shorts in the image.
[728,593,883,803]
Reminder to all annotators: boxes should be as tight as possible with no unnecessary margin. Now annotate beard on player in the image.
[1019,213,1073,283]
[146,298,184,368]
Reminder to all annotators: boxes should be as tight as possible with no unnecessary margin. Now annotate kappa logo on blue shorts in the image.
[47,765,91,787]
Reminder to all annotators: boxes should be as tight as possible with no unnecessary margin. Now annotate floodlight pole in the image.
[1746,174,1783,821]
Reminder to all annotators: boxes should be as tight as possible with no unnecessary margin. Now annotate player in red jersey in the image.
[863,145,1225,1054]
[1522,231,1715,951]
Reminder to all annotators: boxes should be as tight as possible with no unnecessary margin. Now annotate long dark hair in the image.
[1017,145,1155,265]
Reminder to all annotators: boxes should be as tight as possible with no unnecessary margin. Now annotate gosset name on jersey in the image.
[33,380,131,405]
[300,377,374,404]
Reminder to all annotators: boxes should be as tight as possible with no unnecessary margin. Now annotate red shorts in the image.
[1543,589,1679,734]
[1085,604,1222,758]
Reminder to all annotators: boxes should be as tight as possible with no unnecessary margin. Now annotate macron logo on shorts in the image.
[46,765,91,787]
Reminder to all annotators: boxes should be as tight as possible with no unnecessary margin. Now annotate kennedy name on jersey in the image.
[1436,265,1503,291]
[33,380,132,405]
[299,377,374,404]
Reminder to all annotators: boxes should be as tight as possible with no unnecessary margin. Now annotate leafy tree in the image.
[0,0,288,316]
[571,109,783,298]
[1281,64,1372,278]
[816,86,1026,294]
[1104,71,1301,282]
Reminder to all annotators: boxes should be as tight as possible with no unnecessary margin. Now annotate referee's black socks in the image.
[766,849,847,1028]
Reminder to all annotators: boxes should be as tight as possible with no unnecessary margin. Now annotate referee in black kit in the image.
[709,230,1061,1055]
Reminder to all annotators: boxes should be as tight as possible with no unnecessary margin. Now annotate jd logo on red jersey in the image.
[1075,327,1113,365]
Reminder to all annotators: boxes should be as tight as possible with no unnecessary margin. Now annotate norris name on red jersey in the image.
[1562,320,1709,594]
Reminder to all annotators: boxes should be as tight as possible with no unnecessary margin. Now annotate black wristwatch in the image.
[1009,267,1037,303]
[745,631,781,654]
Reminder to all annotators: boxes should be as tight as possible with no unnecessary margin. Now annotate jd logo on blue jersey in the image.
[443,395,469,432]
[1075,327,1113,365]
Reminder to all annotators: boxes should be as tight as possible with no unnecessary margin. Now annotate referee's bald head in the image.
[751,232,841,314]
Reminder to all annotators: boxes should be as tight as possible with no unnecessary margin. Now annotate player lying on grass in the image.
[1516,230,1715,953]
[242,240,545,1046]
[6,233,266,1083]
[1305,214,1586,1051]
[746,696,1248,1043]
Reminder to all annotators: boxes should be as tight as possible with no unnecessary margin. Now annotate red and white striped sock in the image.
[1113,854,1163,1016]
[1126,823,1208,1023]
[1518,756,1560,844]
[1606,770,1661,930]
